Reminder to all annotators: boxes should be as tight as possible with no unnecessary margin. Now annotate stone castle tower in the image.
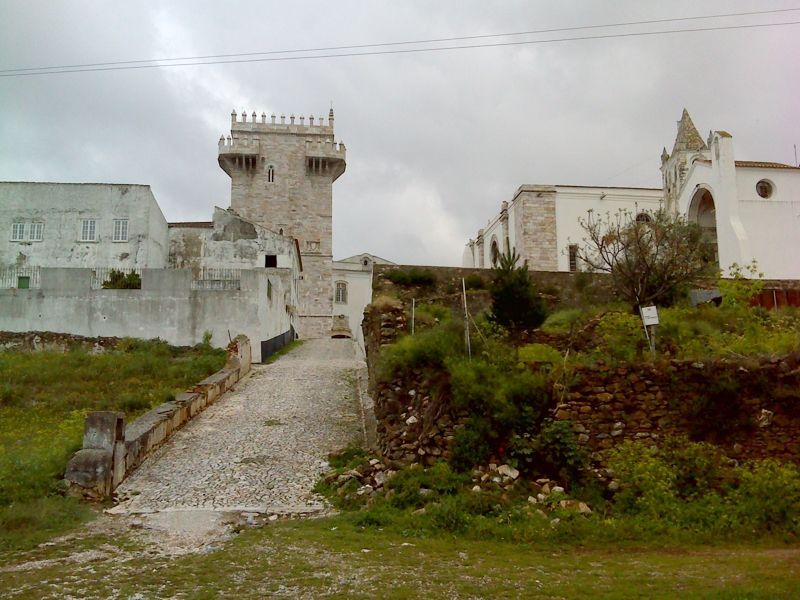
[218,109,346,338]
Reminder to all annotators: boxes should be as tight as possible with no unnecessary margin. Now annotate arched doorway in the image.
[688,188,718,265]
[490,237,500,267]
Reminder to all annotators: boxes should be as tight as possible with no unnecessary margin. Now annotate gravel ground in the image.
[112,338,363,517]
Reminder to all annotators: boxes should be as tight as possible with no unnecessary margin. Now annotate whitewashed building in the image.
[0,182,168,271]
[464,109,800,279]
[332,253,395,351]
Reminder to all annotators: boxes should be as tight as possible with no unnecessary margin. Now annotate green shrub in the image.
[731,459,800,533]
[518,343,563,365]
[685,371,749,441]
[101,269,142,289]
[658,435,725,499]
[414,303,450,325]
[463,274,486,290]
[377,323,462,381]
[595,312,645,362]
[384,268,437,287]
[540,309,584,334]
[428,495,470,532]
[450,420,493,472]
[489,249,548,339]
[509,419,588,485]
[385,462,468,509]
[608,441,678,518]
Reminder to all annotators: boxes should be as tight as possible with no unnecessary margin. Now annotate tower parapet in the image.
[228,109,335,133]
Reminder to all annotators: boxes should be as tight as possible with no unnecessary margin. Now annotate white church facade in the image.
[464,110,800,280]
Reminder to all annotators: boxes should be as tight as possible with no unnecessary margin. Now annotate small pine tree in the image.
[489,249,547,340]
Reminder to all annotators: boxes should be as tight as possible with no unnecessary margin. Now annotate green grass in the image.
[1,516,798,598]
[0,339,226,549]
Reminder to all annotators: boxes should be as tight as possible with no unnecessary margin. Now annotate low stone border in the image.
[65,335,252,500]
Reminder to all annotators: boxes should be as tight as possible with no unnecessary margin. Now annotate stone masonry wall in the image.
[363,303,800,469]
[518,188,558,271]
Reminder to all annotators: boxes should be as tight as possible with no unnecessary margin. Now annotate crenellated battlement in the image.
[228,108,335,133]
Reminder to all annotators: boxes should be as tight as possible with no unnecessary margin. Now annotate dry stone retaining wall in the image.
[363,304,800,470]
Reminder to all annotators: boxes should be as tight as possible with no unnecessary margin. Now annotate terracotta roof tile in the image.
[734,161,800,170]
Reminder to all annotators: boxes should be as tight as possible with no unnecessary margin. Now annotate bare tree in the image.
[576,208,712,310]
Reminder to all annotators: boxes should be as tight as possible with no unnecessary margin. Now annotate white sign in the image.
[640,305,659,326]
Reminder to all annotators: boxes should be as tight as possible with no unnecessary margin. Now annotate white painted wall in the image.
[0,182,168,269]
[677,133,800,279]
[0,268,294,362]
[555,186,663,271]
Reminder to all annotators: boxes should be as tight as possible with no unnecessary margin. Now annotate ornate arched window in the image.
[635,212,653,223]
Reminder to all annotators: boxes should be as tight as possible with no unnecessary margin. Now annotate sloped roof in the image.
[735,161,800,170]
[672,108,707,153]
[168,221,213,228]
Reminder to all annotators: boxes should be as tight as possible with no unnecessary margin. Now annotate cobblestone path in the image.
[112,338,363,517]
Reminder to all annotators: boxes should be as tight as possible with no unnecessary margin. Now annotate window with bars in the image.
[29,222,44,241]
[11,223,25,241]
[113,219,129,242]
[335,281,348,304]
[81,219,97,241]
[568,244,579,272]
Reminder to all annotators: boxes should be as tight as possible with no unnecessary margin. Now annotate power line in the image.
[2,19,798,78]
[2,6,798,75]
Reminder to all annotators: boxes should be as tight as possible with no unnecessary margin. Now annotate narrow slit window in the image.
[267,164,275,183]
[568,244,579,272]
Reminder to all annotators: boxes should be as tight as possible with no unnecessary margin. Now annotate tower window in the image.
[80,219,97,242]
[265,255,277,268]
[756,180,773,199]
[568,244,579,272]
[113,219,129,242]
[11,222,25,241]
[267,164,275,183]
[335,281,348,304]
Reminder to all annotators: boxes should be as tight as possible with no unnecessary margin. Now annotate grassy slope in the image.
[0,341,227,549]
[1,517,798,599]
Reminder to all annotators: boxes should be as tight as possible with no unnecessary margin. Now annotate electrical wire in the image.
[1,19,798,78]
[2,6,798,75]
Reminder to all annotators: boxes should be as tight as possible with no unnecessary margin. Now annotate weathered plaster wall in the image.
[0,268,293,362]
[0,182,168,269]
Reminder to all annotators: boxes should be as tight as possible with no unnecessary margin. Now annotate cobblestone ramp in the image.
[111,338,363,516]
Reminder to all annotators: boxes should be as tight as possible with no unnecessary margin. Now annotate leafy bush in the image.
[463,273,486,290]
[101,269,142,289]
[658,436,725,499]
[384,268,437,287]
[518,343,563,365]
[608,441,678,518]
[414,303,451,326]
[385,462,468,509]
[376,323,463,381]
[509,419,588,485]
[684,371,750,441]
[730,459,800,533]
[540,309,584,334]
[595,312,645,362]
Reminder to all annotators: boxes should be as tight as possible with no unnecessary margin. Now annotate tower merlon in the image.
[229,109,335,133]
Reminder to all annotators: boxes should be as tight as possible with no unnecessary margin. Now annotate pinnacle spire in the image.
[672,108,706,153]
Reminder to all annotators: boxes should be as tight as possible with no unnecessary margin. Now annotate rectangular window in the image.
[568,244,579,272]
[335,281,348,304]
[29,222,44,241]
[17,276,30,289]
[113,219,129,242]
[81,219,96,242]
[264,255,277,268]
[11,223,25,241]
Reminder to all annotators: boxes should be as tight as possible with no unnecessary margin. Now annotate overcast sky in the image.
[1,1,798,265]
